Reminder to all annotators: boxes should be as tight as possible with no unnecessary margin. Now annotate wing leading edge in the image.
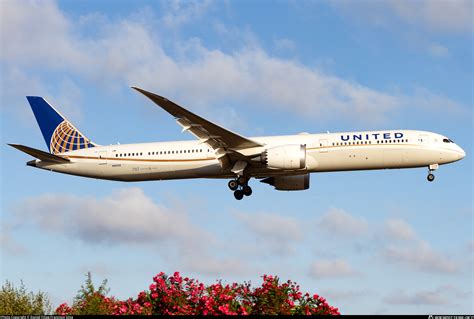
[132,87,265,169]
[131,87,263,150]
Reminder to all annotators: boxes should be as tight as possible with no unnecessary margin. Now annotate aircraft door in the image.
[419,134,429,144]
[319,139,328,153]
[98,151,107,165]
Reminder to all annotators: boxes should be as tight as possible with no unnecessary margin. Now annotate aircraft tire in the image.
[427,173,435,182]
[243,186,252,196]
[228,180,239,191]
[234,190,244,200]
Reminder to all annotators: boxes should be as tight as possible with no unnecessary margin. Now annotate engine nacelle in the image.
[261,174,310,191]
[262,144,306,169]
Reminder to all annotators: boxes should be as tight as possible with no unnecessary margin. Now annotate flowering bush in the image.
[55,272,339,315]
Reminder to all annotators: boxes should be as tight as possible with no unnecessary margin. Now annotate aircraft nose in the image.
[456,145,465,160]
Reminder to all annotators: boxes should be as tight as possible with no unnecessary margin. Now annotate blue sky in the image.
[1,0,472,314]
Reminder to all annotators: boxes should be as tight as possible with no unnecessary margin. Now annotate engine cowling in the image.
[261,174,310,191]
[261,144,306,169]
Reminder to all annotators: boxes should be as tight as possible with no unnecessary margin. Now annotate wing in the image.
[132,87,265,169]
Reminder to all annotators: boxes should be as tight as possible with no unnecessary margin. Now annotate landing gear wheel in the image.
[243,185,253,196]
[234,190,244,200]
[228,180,238,191]
[427,173,435,182]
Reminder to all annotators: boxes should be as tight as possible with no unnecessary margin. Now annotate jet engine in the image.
[261,144,306,169]
[260,174,310,191]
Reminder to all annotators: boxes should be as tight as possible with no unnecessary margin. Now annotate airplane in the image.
[9,87,466,200]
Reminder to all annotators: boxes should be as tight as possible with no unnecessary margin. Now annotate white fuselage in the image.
[31,130,465,181]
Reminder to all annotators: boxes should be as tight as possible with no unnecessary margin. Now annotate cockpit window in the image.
[443,138,450,143]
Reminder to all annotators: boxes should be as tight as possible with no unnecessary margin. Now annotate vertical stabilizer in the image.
[26,96,97,154]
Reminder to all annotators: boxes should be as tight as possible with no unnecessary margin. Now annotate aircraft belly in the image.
[100,160,222,181]
[36,159,223,181]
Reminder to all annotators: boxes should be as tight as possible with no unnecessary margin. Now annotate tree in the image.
[0,280,51,315]
[69,272,114,315]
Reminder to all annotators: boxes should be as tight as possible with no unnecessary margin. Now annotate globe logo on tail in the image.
[50,121,94,154]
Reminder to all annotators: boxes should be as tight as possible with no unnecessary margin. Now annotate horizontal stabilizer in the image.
[9,144,70,163]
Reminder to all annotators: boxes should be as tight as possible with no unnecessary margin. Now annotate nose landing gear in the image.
[228,177,252,200]
[427,163,439,182]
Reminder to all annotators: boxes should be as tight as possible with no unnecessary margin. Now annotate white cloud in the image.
[1,0,463,125]
[332,0,473,34]
[428,42,450,57]
[161,0,214,29]
[273,37,296,52]
[234,211,302,241]
[384,218,416,241]
[378,218,460,274]
[386,0,473,33]
[181,256,251,277]
[382,240,459,274]
[233,211,302,255]
[317,208,369,237]
[15,187,207,246]
[308,259,359,278]
[321,288,370,302]
[0,228,27,256]
[383,287,450,306]
[13,187,255,276]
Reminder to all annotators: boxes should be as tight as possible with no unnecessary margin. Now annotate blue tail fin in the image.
[26,96,97,154]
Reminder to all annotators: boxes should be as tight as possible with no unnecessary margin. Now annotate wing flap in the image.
[9,144,70,163]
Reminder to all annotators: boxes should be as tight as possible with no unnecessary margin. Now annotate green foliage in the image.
[71,272,112,315]
[0,280,51,315]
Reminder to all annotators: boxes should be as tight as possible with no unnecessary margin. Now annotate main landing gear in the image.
[228,176,252,200]
[427,164,438,182]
